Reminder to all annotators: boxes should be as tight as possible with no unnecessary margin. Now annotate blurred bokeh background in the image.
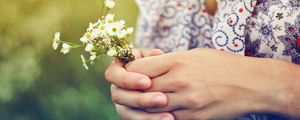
[0,0,138,120]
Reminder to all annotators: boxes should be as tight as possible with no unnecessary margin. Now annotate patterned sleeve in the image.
[244,0,300,64]
[134,0,214,52]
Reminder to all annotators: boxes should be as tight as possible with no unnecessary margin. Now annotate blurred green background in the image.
[0,0,138,120]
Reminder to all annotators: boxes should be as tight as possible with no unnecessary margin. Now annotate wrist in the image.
[252,59,300,118]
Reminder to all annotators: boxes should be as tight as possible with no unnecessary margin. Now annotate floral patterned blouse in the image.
[135,0,300,119]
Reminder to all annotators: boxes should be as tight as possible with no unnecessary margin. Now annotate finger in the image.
[146,71,184,92]
[140,48,165,57]
[143,93,187,113]
[133,49,165,59]
[125,54,174,78]
[132,49,142,59]
[105,60,151,90]
[115,104,175,120]
[111,85,168,108]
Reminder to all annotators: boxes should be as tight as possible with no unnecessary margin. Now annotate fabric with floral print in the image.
[135,0,299,119]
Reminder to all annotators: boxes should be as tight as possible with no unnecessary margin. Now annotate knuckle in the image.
[111,93,120,104]
[125,61,138,72]
[110,87,120,104]
[171,58,186,68]
[116,107,129,120]
[137,95,147,107]
[186,94,201,107]
[173,80,190,89]
[104,67,113,81]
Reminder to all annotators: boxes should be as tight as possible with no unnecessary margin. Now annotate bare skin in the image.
[106,49,300,120]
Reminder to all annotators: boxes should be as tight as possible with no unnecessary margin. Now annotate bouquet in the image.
[52,0,135,70]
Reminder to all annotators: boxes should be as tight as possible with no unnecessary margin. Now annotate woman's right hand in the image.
[105,49,175,120]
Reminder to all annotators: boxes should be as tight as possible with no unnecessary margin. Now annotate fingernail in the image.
[160,116,171,120]
[152,95,166,106]
[138,78,150,88]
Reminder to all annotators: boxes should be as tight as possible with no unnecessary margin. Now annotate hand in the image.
[105,49,175,120]
[121,48,294,120]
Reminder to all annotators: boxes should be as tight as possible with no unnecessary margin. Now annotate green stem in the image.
[71,45,85,49]
[59,41,80,46]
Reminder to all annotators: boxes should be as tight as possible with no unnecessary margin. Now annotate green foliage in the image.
[0,0,138,120]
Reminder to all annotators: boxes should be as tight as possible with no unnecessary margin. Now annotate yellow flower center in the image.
[85,33,91,38]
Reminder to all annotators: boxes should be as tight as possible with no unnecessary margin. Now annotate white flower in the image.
[107,48,117,56]
[105,13,115,23]
[52,32,61,50]
[80,55,89,70]
[129,44,134,49]
[126,27,134,34]
[105,0,115,9]
[61,43,71,54]
[99,24,106,31]
[87,23,94,31]
[90,29,101,40]
[85,43,94,52]
[90,54,97,61]
[117,30,127,39]
[105,21,125,36]
[80,33,91,44]
[96,19,102,25]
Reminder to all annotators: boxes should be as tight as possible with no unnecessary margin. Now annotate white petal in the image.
[90,55,97,61]
[107,49,117,56]
[53,32,61,50]
[87,23,94,31]
[80,36,89,43]
[62,43,71,49]
[105,14,115,23]
[85,44,94,52]
[117,30,127,39]
[126,27,134,34]
[83,63,89,70]
[105,0,115,8]
[52,42,59,50]
[80,55,89,70]
[61,48,70,54]
[54,32,61,39]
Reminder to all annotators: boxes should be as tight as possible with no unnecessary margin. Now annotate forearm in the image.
[257,58,300,119]
[285,61,300,119]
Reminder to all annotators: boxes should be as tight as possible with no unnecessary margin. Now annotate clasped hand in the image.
[105,49,292,120]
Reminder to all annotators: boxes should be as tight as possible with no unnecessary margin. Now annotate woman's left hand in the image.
[113,48,297,120]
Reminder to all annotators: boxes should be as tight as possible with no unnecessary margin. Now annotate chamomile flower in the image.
[85,43,94,52]
[105,13,115,23]
[80,33,91,44]
[61,43,71,54]
[105,0,115,9]
[105,23,119,36]
[90,29,101,40]
[90,53,97,61]
[87,23,95,32]
[107,48,117,56]
[117,29,127,39]
[52,32,61,50]
[80,55,89,70]
[126,27,134,34]
[105,21,125,36]
[53,0,136,69]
